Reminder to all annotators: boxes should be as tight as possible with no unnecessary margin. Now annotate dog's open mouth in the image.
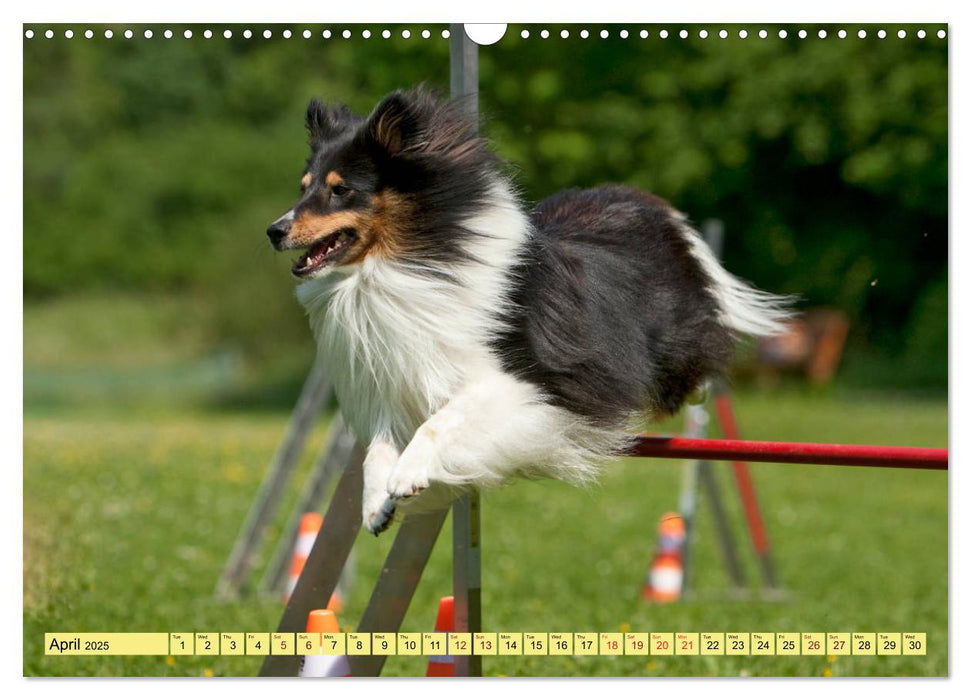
[292,229,356,277]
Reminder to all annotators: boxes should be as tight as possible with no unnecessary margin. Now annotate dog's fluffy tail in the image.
[682,225,793,337]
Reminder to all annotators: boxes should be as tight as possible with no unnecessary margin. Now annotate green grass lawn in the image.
[23,390,947,677]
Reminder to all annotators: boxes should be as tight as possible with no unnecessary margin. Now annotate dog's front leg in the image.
[362,434,399,535]
[386,370,553,506]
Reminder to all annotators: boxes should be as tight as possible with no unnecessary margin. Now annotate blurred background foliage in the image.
[23,24,947,406]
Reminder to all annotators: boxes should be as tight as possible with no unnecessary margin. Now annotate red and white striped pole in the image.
[712,390,777,588]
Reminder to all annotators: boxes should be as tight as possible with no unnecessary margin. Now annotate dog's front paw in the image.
[362,494,396,536]
[386,465,429,501]
[386,437,435,501]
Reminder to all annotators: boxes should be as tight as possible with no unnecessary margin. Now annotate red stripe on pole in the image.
[713,394,771,556]
[630,436,947,470]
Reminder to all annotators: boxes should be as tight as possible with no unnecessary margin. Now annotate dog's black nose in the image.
[266,218,291,248]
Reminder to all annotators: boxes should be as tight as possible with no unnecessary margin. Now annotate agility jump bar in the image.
[631,436,947,470]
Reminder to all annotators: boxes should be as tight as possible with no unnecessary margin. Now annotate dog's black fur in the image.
[495,185,734,425]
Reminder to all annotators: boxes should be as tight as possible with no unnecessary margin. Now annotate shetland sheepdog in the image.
[267,88,789,534]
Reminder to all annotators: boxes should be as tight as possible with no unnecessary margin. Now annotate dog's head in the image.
[267,88,496,279]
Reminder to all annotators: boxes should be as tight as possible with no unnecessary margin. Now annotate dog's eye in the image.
[332,184,351,197]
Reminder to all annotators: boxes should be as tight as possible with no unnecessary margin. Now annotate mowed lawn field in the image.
[23,391,947,677]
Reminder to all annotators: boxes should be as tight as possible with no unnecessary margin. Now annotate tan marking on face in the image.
[364,191,417,259]
[325,171,344,188]
[285,191,417,266]
[300,173,312,189]
[288,211,369,249]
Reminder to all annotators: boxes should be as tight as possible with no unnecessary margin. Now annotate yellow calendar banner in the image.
[43,631,928,657]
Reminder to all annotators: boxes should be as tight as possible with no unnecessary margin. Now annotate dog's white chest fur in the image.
[297,261,487,448]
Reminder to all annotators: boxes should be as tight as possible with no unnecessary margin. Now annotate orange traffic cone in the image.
[643,552,684,602]
[299,609,351,677]
[642,512,686,602]
[286,513,342,612]
[425,596,455,677]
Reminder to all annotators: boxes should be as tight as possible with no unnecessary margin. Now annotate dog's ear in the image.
[364,91,430,156]
[306,98,355,145]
